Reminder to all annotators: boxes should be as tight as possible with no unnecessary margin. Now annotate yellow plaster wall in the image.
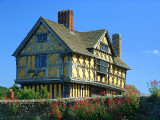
[17,23,69,80]
[19,23,66,54]
[72,53,95,81]
[17,56,27,79]
[69,83,90,98]
[22,84,65,99]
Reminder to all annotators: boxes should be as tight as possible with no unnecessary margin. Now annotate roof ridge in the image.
[75,29,107,33]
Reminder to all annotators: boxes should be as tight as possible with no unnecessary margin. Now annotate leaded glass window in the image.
[35,55,47,68]
[100,44,108,53]
[97,59,107,74]
[36,34,47,42]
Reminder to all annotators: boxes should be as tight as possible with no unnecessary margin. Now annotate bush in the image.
[147,79,160,98]
[68,98,112,120]
[51,101,67,120]
[108,89,140,119]
[9,84,20,98]
[0,86,9,98]
[16,86,52,99]
[125,84,141,95]
[18,89,36,99]
[38,86,52,99]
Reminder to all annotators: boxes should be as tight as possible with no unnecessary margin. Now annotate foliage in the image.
[0,86,9,98]
[100,91,106,96]
[34,114,41,120]
[38,86,52,99]
[7,100,22,114]
[51,100,67,120]
[108,89,140,119]
[125,84,141,95]
[0,94,22,114]
[0,93,8,100]
[9,84,21,98]
[14,86,52,99]
[68,98,112,120]
[18,88,36,99]
[147,79,160,98]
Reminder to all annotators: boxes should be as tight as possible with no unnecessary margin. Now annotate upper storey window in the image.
[36,55,47,68]
[36,34,47,42]
[97,59,107,74]
[100,44,108,53]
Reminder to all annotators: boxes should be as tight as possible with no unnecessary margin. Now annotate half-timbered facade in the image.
[12,10,130,98]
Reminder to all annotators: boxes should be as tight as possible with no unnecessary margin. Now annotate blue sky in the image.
[0,0,160,94]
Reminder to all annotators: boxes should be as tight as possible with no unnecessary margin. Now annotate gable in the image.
[93,36,113,63]
[19,23,67,55]
[12,17,72,57]
[13,17,130,70]
[96,36,112,54]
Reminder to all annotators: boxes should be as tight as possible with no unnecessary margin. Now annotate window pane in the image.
[41,55,47,67]
[36,55,47,68]
[36,56,40,67]
[101,44,108,53]
[37,34,47,41]
[97,59,100,65]
[37,35,42,41]
[97,59,107,74]
[42,34,47,40]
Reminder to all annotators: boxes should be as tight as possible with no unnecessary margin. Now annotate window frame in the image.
[100,43,108,53]
[97,59,107,74]
[36,33,48,42]
[35,55,47,68]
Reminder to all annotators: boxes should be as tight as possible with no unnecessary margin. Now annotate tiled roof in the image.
[43,17,130,69]
[114,57,130,70]
[43,17,94,56]
[13,17,130,70]
[76,29,106,48]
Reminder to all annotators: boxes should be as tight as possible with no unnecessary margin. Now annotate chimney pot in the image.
[112,34,122,59]
[58,9,73,31]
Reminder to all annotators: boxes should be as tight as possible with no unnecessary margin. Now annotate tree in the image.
[9,84,21,97]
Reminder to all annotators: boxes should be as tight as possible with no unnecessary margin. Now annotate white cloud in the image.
[144,50,159,54]
[153,50,159,54]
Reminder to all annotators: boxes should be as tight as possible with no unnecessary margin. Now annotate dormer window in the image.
[97,59,107,74]
[100,44,108,53]
[36,34,47,42]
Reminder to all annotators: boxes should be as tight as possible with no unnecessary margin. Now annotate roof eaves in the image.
[41,17,72,52]
[93,29,107,49]
[12,17,43,56]
[105,30,117,57]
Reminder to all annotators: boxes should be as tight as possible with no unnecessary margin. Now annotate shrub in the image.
[18,89,36,99]
[7,100,22,114]
[100,91,106,96]
[38,86,52,99]
[125,84,141,95]
[147,79,160,98]
[34,114,41,120]
[68,98,111,120]
[16,86,51,99]
[9,84,20,98]
[51,100,67,120]
[0,86,9,98]
[108,89,140,119]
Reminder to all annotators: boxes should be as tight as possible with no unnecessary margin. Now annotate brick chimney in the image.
[112,34,122,59]
[58,10,73,31]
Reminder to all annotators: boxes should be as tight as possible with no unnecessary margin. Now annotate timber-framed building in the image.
[12,10,130,98]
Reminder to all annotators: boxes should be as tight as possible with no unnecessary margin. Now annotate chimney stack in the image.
[58,9,73,31]
[112,34,122,59]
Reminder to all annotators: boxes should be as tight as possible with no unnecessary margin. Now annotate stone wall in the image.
[140,94,160,119]
[0,95,160,120]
